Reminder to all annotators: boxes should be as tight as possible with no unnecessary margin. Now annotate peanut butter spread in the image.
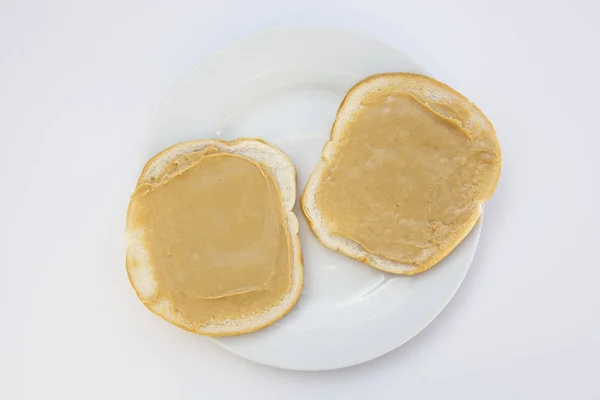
[128,146,293,326]
[315,92,501,267]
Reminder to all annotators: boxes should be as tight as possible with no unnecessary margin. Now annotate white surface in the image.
[1,0,599,398]
[151,26,483,370]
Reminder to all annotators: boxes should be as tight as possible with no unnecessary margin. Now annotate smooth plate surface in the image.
[147,26,483,371]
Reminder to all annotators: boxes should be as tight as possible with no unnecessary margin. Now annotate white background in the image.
[1,0,599,399]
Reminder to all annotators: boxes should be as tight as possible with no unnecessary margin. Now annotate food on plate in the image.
[126,138,303,336]
[302,73,501,274]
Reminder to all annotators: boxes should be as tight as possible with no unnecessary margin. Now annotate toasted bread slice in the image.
[126,138,303,336]
[302,73,501,275]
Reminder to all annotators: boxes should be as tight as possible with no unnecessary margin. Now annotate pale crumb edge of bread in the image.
[301,72,501,275]
[126,138,303,337]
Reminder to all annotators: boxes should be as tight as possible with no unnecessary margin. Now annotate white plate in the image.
[146,26,482,371]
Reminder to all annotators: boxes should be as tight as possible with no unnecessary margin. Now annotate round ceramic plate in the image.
[146,26,482,371]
